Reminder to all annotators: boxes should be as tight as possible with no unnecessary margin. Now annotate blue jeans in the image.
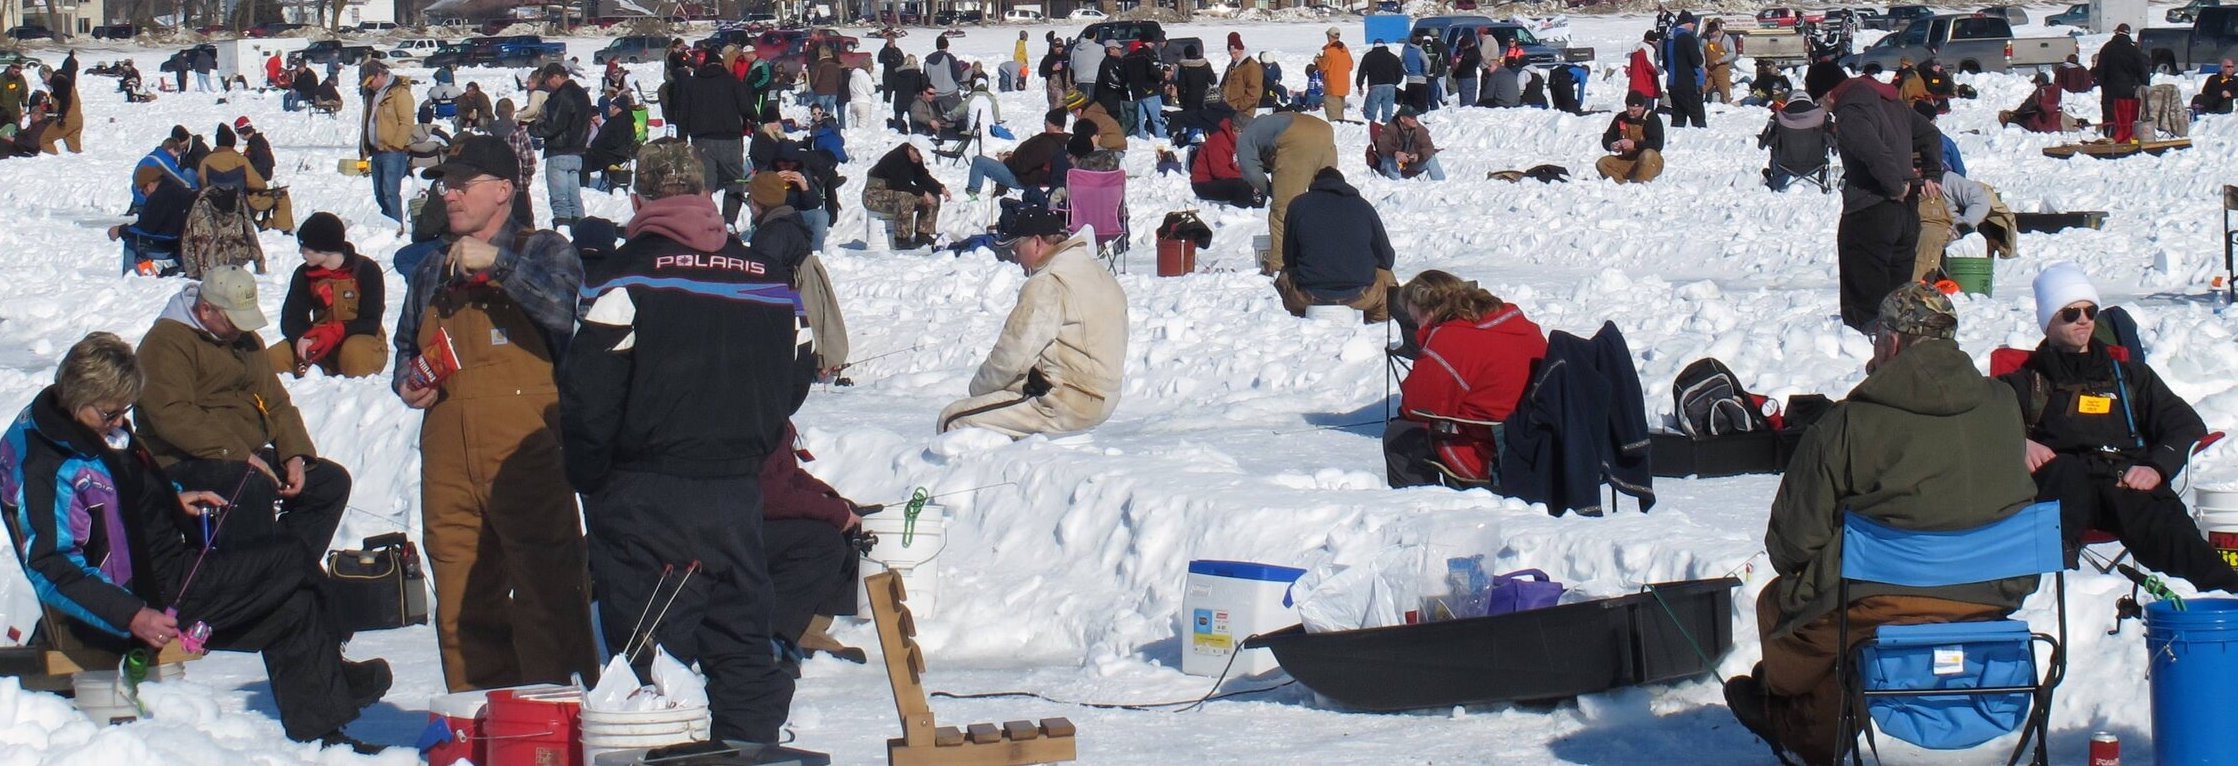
[195,71,211,91]
[1366,85,1397,123]
[1380,155,1446,181]
[547,155,584,223]
[813,94,842,128]
[799,207,830,252]
[1429,78,1446,108]
[282,92,301,111]
[966,155,1021,194]
[1132,95,1166,138]
[1456,78,1479,108]
[370,151,408,222]
[120,233,178,275]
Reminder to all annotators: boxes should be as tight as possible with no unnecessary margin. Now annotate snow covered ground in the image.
[2,6,2236,763]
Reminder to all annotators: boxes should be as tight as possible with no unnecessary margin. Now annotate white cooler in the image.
[1182,560,1307,677]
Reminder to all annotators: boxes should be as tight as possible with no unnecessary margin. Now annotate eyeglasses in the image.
[93,405,128,425]
[2058,305,2099,323]
[433,177,505,196]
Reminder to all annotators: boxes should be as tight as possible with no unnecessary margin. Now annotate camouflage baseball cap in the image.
[1875,282,1958,340]
[633,138,706,200]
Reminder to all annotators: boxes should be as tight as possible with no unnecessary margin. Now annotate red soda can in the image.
[2090,731,2120,766]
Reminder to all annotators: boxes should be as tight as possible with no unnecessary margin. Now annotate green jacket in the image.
[0,72,26,118]
[1764,339,2041,637]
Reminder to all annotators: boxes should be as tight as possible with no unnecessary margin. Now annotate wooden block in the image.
[907,644,926,678]
[967,723,1001,744]
[897,606,917,638]
[1002,720,1039,741]
[1040,718,1076,738]
[887,572,909,602]
[933,726,965,746]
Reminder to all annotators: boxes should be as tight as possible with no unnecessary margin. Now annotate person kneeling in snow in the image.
[1383,271,1547,488]
[1726,284,2042,765]
[270,213,388,378]
[2,333,392,752]
[1372,105,1444,181]
[1595,92,1665,184]
[937,209,1128,438]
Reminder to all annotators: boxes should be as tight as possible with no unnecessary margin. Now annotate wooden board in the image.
[2042,139,2192,159]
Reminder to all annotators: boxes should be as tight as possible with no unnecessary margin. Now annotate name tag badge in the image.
[1932,647,1966,676]
[2077,395,2113,415]
[490,328,509,346]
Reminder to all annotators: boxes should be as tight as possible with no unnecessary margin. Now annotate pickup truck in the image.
[1841,14,2077,73]
[492,36,567,67]
[1735,27,1813,64]
[2139,6,2238,73]
[1420,19,1581,66]
[2169,0,2223,24]
[1877,5,1934,30]
[301,39,381,65]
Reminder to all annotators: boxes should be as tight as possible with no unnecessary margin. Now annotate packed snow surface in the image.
[2,5,2234,763]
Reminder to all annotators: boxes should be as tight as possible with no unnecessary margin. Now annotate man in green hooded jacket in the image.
[1725,283,2044,764]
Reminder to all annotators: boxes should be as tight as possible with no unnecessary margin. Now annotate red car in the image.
[1753,7,1824,27]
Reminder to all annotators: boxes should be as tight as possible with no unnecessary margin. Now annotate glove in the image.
[1954,222,1975,238]
[1023,368,1053,398]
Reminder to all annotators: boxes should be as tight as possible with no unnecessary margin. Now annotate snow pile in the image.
[0,13,2232,764]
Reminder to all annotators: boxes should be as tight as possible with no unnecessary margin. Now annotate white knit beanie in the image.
[2033,262,2101,330]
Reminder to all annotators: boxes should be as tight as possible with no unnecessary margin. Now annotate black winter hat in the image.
[296,212,351,255]
[215,123,235,148]
[424,135,523,184]
[169,124,190,143]
[1805,61,1847,100]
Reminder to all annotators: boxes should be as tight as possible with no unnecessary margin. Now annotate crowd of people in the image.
[2,15,2237,760]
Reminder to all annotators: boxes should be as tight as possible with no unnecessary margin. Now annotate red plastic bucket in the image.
[483,686,584,766]
[1156,238,1195,277]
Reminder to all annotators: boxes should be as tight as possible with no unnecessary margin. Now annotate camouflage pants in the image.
[863,187,940,241]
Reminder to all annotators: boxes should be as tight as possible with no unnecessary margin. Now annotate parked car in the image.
[1843,13,2077,73]
[90,23,136,39]
[302,39,381,65]
[1754,7,1822,28]
[1417,17,1572,66]
[1199,2,1241,16]
[2168,0,2224,24]
[1822,8,1882,29]
[356,21,400,32]
[1080,20,1165,47]
[423,42,474,69]
[245,22,306,38]
[2045,3,2090,27]
[1879,5,1934,30]
[1068,8,1107,19]
[0,50,45,69]
[1977,5,2028,25]
[932,9,985,24]
[387,38,442,60]
[2140,6,2238,72]
[1002,9,1044,21]
[593,34,669,64]
[6,24,56,40]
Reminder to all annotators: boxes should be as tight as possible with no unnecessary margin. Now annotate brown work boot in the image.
[798,615,867,664]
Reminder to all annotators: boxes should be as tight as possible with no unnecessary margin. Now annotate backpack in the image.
[1672,357,1770,438]
[180,187,265,279]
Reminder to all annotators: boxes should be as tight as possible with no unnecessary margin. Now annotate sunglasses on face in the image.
[2059,305,2099,323]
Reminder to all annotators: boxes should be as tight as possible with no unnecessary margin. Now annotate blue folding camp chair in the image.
[1835,501,2067,766]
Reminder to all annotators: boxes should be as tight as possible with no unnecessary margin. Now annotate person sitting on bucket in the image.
[1998,264,2238,592]
[1275,167,1397,322]
[937,208,1127,438]
[1725,283,2044,765]
[1596,92,1665,184]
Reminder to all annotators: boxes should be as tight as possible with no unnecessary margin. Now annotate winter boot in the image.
[344,657,393,710]
[798,615,867,664]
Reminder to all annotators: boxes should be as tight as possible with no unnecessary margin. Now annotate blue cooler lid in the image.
[1188,560,1307,583]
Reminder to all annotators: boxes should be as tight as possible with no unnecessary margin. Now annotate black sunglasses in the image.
[2058,305,2099,323]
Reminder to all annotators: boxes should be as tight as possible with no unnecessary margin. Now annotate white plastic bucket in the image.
[1303,304,1357,325]
[1252,235,1271,269]
[2197,486,2238,567]
[858,503,948,618]
[72,662,184,724]
[580,704,712,764]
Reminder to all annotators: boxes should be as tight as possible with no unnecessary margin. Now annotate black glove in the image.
[1023,368,1053,397]
[1954,222,1975,237]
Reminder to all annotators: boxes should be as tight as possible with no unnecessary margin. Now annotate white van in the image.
[1004,9,1044,21]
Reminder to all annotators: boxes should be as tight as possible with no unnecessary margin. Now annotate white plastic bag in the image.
[1291,545,1424,633]
[585,654,643,712]
[0,540,42,647]
[649,648,708,709]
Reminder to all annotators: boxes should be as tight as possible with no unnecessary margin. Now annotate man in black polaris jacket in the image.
[560,138,816,744]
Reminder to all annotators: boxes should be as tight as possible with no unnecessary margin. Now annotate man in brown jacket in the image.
[1371,106,1444,180]
[135,265,352,561]
[1236,110,1338,275]
[1066,89,1127,151]
[361,64,415,222]
[1221,33,1264,128]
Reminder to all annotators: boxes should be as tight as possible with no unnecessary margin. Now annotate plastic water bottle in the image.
[1445,556,1492,620]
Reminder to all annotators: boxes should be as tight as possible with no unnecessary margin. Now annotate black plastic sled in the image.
[1243,577,1740,712]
